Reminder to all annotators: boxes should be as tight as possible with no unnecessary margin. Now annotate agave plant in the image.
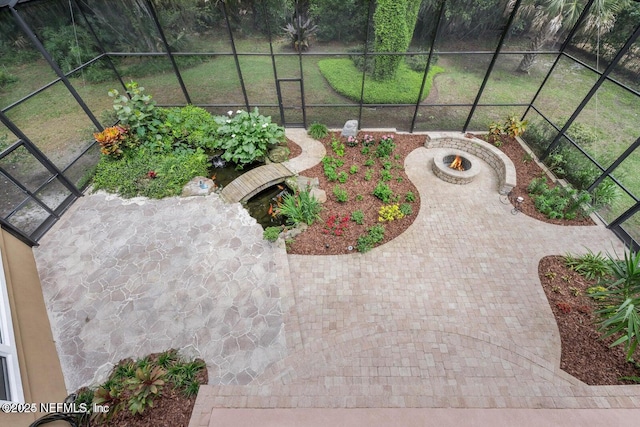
[283,14,318,52]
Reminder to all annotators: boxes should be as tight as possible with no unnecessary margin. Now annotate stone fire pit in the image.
[432,149,480,185]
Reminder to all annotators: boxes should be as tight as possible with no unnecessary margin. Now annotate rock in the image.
[281,223,308,240]
[178,344,201,362]
[309,188,326,203]
[267,146,290,163]
[182,176,215,196]
[341,120,358,137]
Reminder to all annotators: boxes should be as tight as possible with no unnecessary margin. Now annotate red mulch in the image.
[287,131,424,255]
[539,256,640,384]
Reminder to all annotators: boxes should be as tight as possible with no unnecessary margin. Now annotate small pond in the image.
[209,155,292,229]
[244,185,292,229]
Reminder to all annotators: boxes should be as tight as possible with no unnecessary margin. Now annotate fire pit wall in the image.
[425,132,516,195]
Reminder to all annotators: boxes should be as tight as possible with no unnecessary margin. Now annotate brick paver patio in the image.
[32,130,639,426]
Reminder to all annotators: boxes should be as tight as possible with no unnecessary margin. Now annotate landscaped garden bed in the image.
[284,131,424,255]
[539,252,640,385]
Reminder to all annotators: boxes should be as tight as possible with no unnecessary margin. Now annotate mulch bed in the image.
[472,133,594,226]
[288,131,425,255]
[539,256,640,385]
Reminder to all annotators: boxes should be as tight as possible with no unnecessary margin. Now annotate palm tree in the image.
[512,0,628,74]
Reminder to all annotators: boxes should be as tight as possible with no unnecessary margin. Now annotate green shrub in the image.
[350,210,365,225]
[349,165,358,175]
[364,158,375,167]
[356,224,385,253]
[405,51,438,72]
[564,249,612,280]
[373,181,393,203]
[333,185,349,203]
[380,170,392,182]
[318,58,444,104]
[308,122,329,139]
[263,226,282,242]
[331,137,345,157]
[92,151,208,199]
[399,203,413,216]
[337,171,349,183]
[109,81,164,143]
[405,191,416,202]
[375,135,395,158]
[213,108,285,166]
[529,179,591,220]
[364,169,373,181]
[276,189,322,225]
[0,68,17,89]
[160,105,219,152]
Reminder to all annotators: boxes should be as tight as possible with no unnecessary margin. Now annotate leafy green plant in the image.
[564,249,612,280]
[528,178,591,220]
[166,359,206,397]
[527,176,548,195]
[405,191,416,202]
[375,134,395,158]
[213,108,285,166]
[361,146,370,155]
[263,226,282,242]
[333,185,349,203]
[373,181,393,203]
[364,169,373,181]
[592,247,640,361]
[382,161,392,170]
[351,210,364,225]
[364,158,375,167]
[349,165,358,175]
[331,137,345,157]
[355,194,363,201]
[277,189,322,226]
[109,81,163,143]
[337,171,349,183]
[378,204,404,222]
[399,203,413,216]
[591,180,619,210]
[356,224,386,253]
[127,366,166,415]
[380,169,392,182]
[308,122,328,139]
[92,151,208,199]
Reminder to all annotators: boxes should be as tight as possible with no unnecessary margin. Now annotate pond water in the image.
[244,185,292,229]
[209,155,291,229]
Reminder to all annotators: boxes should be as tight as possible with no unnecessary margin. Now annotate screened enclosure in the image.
[1,0,639,249]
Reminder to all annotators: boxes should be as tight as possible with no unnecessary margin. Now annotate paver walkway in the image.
[190,135,639,425]
[31,131,639,426]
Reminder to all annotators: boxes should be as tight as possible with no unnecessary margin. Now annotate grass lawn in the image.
[1,41,639,234]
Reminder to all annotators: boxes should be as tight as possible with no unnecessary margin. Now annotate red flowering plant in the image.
[323,214,349,236]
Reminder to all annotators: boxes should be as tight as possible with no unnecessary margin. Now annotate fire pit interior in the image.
[446,154,471,172]
[432,149,480,185]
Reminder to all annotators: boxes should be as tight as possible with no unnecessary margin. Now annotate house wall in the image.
[0,228,67,426]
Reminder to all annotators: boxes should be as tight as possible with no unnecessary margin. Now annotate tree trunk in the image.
[517,15,562,74]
